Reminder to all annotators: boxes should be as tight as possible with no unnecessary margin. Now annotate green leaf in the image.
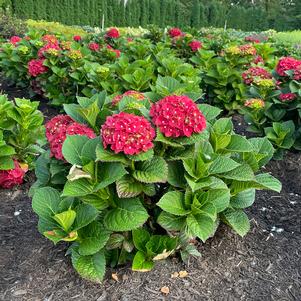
[230,189,256,209]
[32,187,61,219]
[62,178,95,197]
[72,204,98,231]
[96,143,128,164]
[96,162,128,189]
[104,198,149,231]
[81,138,100,164]
[132,228,151,252]
[0,156,14,170]
[222,209,250,237]
[225,135,253,152]
[208,155,240,174]
[186,214,215,242]
[62,135,90,166]
[132,156,168,183]
[72,249,106,283]
[167,161,186,188]
[127,149,154,161]
[157,191,190,216]
[207,189,230,212]
[53,209,76,232]
[116,175,144,198]
[0,145,15,157]
[221,164,255,181]
[78,222,110,256]
[132,251,154,272]
[198,104,222,121]
[157,211,186,231]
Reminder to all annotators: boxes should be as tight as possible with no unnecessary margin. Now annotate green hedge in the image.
[8,0,301,31]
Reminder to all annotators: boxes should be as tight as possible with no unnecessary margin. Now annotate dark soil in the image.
[0,81,301,301]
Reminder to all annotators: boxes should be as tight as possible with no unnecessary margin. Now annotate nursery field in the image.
[0,25,301,301]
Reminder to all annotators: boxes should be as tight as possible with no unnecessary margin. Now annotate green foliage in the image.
[0,95,45,170]
[31,95,281,283]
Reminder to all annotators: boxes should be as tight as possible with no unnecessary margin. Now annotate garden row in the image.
[0,26,300,282]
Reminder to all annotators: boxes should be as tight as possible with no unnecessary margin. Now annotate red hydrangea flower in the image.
[253,55,264,65]
[38,43,61,57]
[73,35,81,42]
[150,95,206,138]
[10,36,22,46]
[0,161,26,189]
[189,40,202,52]
[106,28,120,39]
[293,65,301,81]
[106,45,121,58]
[46,115,96,160]
[245,36,260,43]
[89,42,99,52]
[42,35,58,45]
[168,28,182,38]
[276,57,301,77]
[101,112,155,155]
[239,44,257,56]
[244,98,265,109]
[112,90,146,106]
[279,93,296,102]
[28,59,48,77]
[242,67,272,85]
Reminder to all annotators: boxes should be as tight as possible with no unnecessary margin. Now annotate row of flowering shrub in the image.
[0,95,44,188]
[241,57,301,158]
[30,91,281,282]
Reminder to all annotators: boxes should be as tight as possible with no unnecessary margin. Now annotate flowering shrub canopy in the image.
[31,93,281,283]
[0,160,26,189]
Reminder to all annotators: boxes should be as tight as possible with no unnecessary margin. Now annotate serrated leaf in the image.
[225,135,252,153]
[198,104,222,121]
[132,156,168,183]
[230,189,256,209]
[208,155,240,174]
[104,198,149,231]
[116,175,144,198]
[157,191,190,216]
[72,204,98,231]
[186,214,215,242]
[132,228,151,252]
[96,143,128,164]
[127,148,154,161]
[222,209,250,237]
[167,161,186,188]
[62,178,95,197]
[132,251,154,272]
[53,209,76,232]
[78,222,110,256]
[32,187,61,219]
[221,164,255,181]
[72,249,106,283]
[62,135,90,166]
[157,211,186,231]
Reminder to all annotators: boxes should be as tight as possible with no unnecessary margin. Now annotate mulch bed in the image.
[0,79,300,301]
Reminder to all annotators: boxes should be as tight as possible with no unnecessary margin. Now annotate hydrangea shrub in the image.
[31,93,281,282]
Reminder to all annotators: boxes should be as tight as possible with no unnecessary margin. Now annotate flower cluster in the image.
[239,44,257,56]
[276,57,301,78]
[245,36,260,43]
[189,40,202,52]
[18,45,29,55]
[107,45,121,58]
[225,46,240,55]
[112,90,146,106]
[244,98,265,109]
[61,41,72,50]
[253,55,264,65]
[38,43,61,57]
[73,35,81,42]
[28,59,48,77]
[242,67,272,85]
[150,95,206,138]
[89,42,99,52]
[0,161,26,189]
[67,49,83,60]
[279,93,296,102]
[42,35,58,45]
[168,28,182,38]
[101,112,155,155]
[10,36,22,46]
[46,115,96,160]
[106,28,120,39]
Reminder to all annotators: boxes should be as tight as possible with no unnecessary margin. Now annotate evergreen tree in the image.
[191,0,200,28]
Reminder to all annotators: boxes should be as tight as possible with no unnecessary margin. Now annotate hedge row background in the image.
[6,0,301,31]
